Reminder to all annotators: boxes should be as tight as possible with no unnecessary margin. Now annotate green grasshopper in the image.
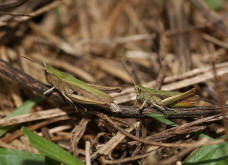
[23,56,121,112]
[121,60,198,112]
[44,64,121,112]
[135,85,198,111]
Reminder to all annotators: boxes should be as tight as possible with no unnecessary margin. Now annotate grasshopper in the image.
[135,85,198,111]
[44,64,121,112]
[121,60,198,112]
[23,55,121,112]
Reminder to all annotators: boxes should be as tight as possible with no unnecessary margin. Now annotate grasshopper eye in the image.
[72,90,78,95]
[44,69,50,77]
[138,88,142,92]
[135,87,141,93]
[66,88,74,94]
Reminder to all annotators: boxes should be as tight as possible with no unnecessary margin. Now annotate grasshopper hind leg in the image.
[152,103,166,112]
[152,103,176,114]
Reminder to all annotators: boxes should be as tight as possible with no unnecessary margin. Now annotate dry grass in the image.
[0,0,228,164]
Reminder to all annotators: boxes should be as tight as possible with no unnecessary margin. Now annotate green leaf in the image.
[204,0,225,10]
[8,96,45,117]
[0,96,45,137]
[0,148,45,165]
[184,135,228,165]
[145,113,178,127]
[22,127,84,165]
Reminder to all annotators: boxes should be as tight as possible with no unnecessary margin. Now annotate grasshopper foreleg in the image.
[61,92,78,110]
[43,86,56,95]
[139,100,147,111]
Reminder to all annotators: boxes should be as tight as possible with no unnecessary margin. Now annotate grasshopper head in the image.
[44,69,53,85]
[44,66,50,80]
[135,85,143,101]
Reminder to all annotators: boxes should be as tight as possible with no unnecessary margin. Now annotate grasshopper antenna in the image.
[121,59,137,86]
[37,38,47,68]
[21,56,43,67]
[20,38,46,68]
[121,58,142,95]
[121,57,141,85]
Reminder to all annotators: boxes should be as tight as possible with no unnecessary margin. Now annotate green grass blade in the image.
[22,127,84,165]
[0,148,45,165]
[184,135,228,165]
[145,113,178,127]
[7,96,45,117]
[0,96,45,137]
[46,65,111,101]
